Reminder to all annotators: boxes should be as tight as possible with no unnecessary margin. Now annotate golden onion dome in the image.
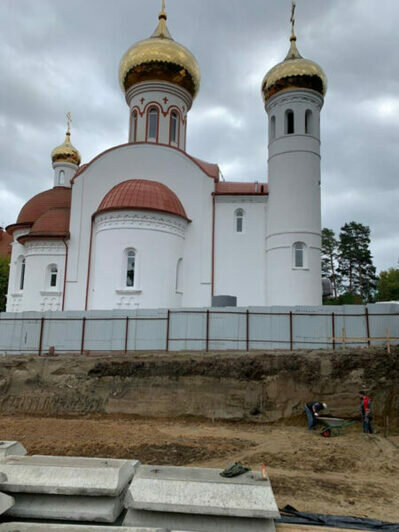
[262,35,327,102]
[119,4,201,98]
[51,131,81,166]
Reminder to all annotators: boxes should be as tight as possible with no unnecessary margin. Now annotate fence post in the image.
[365,307,371,347]
[80,317,86,355]
[165,310,170,352]
[331,312,336,351]
[246,309,250,351]
[38,317,45,356]
[124,317,129,354]
[289,312,293,351]
[206,310,210,353]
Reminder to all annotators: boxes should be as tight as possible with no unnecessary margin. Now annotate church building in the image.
[6,3,327,312]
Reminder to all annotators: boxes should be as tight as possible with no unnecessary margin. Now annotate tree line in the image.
[322,221,399,304]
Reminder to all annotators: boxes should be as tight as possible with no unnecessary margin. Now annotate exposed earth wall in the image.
[0,349,398,425]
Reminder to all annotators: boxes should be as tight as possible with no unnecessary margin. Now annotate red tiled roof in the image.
[96,180,189,220]
[191,156,220,181]
[0,229,12,257]
[14,187,72,228]
[215,182,268,195]
[18,208,70,244]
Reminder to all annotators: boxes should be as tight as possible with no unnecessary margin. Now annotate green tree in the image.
[322,228,340,298]
[337,222,377,302]
[377,267,399,302]
[0,257,10,312]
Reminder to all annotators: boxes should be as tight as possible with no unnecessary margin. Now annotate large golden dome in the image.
[119,5,200,98]
[262,36,327,102]
[51,131,81,166]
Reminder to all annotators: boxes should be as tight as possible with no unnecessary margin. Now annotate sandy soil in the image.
[0,414,398,523]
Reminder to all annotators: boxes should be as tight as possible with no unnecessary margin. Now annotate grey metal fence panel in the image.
[0,304,398,354]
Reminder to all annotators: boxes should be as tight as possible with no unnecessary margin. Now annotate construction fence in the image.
[0,304,398,355]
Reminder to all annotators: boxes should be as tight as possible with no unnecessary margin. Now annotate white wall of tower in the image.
[265,89,323,306]
[126,81,191,151]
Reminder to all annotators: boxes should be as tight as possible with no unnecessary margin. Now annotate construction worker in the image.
[304,401,327,430]
[359,391,374,434]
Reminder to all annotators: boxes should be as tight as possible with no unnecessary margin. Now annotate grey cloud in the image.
[0,0,398,273]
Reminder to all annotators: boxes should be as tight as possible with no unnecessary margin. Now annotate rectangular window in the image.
[295,245,304,268]
[126,253,135,287]
[236,217,243,233]
[20,261,25,290]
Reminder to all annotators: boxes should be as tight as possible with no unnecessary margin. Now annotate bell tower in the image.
[262,2,327,305]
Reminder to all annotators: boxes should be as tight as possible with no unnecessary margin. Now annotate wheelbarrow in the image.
[317,416,357,437]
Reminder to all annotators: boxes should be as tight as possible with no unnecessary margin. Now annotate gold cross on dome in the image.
[290,1,296,38]
[66,112,72,134]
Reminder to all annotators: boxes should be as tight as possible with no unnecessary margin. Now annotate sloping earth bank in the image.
[0,414,398,522]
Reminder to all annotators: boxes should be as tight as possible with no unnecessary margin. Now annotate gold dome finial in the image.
[51,113,81,166]
[66,111,72,134]
[159,0,167,20]
[261,0,327,101]
[119,0,201,98]
[290,1,296,41]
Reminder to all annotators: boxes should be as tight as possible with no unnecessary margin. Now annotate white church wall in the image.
[64,144,215,311]
[6,228,29,313]
[89,210,187,309]
[214,197,267,306]
[22,241,66,312]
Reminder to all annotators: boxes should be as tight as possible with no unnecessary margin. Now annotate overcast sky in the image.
[1,0,398,273]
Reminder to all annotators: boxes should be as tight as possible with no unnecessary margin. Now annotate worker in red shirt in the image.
[359,390,374,434]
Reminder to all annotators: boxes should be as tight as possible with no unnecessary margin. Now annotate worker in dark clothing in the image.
[304,401,327,430]
[359,391,374,434]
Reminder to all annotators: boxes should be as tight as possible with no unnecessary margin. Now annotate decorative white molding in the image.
[25,241,66,257]
[266,90,323,113]
[215,196,267,205]
[126,81,192,111]
[40,291,62,297]
[95,210,187,239]
[116,289,142,295]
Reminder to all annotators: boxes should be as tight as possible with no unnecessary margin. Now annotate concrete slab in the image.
[0,525,168,532]
[123,508,276,532]
[0,491,14,515]
[0,441,27,457]
[0,455,139,496]
[5,492,125,522]
[126,465,280,519]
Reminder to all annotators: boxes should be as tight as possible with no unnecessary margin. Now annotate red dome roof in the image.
[16,187,71,227]
[97,180,188,220]
[20,208,70,242]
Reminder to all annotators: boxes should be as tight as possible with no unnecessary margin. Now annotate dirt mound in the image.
[0,414,398,522]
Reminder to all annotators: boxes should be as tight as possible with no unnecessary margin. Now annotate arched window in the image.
[126,249,136,287]
[235,209,244,233]
[294,242,305,268]
[147,107,158,140]
[19,258,26,290]
[270,115,276,140]
[49,265,58,288]
[131,111,138,142]
[305,110,313,135]
[176,258,183,292]
[170,112,178,144]
[285,110,294,135]
[59,170,65,185]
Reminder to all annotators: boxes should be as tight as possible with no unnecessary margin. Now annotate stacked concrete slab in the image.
[123,465,280,531]
[0,526,168,532]
[0,455,139,523]
[0,441,27,458]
